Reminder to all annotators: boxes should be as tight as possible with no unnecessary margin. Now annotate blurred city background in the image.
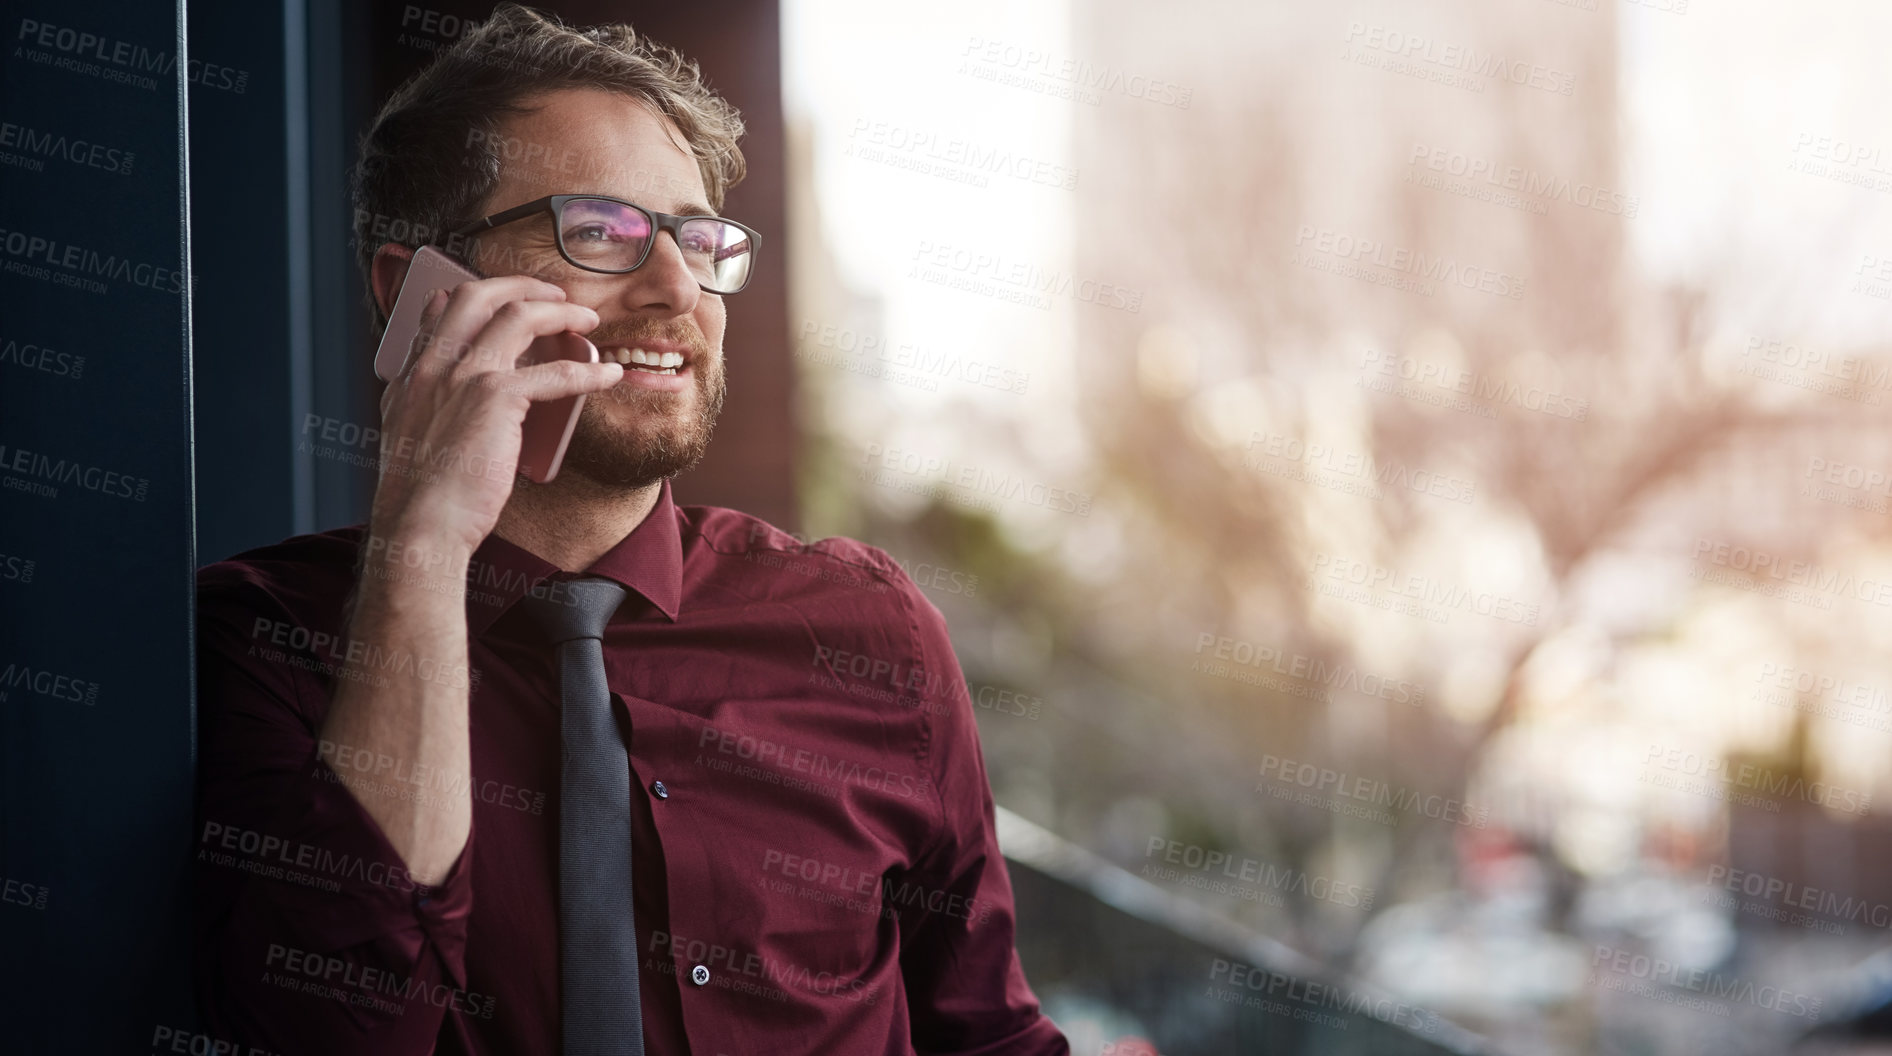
[776,0,1892,1053]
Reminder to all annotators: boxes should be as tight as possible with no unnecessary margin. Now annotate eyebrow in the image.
[672,201,718,218]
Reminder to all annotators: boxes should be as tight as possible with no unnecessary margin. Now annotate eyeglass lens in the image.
[558,198,753,291]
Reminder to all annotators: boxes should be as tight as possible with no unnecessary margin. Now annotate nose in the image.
[618,229,703,315]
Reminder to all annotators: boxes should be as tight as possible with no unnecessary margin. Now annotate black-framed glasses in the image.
[449,193,760,294]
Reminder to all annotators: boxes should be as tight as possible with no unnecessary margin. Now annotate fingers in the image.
[408,275,580,380]
[477,358,625,404]
[447,300,601,381]
[419,300,598,382]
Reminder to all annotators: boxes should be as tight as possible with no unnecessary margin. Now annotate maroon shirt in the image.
[192,479,1068,1056]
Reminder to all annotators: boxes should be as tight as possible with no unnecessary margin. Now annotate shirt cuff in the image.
[211,743,478,983]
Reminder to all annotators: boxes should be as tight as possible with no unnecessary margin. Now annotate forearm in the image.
[195,570,481,1056]
[318,529,475,885]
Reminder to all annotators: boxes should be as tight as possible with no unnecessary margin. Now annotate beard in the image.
[554,323,725,490]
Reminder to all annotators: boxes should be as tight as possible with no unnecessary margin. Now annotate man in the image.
[191,5,1071,1054]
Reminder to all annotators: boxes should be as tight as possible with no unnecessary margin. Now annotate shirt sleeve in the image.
[895,588,1070,1056]
[192,568,479,1055]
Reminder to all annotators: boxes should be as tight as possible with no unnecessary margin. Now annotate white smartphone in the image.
[373,245,596,483]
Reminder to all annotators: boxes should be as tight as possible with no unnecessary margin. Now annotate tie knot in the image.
[517,576,627,644]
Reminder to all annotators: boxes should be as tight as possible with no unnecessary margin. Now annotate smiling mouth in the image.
[604,345,686,376]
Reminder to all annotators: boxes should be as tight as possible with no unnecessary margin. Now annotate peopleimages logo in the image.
[1754,662,1890,711]
[15,18,169,69]
[1192,632,1425,705]
[0,335,84,379]
[1342,21,1574,96]
[696,721,931,802]
[264,943,496,1018]
[0,120,134,175]
[1741,334,1892,393]
[0,441,149,501]
[761,848,991,926]
[1293,224,1526,300]
[1306,552,1538,626]
[1358,349,1589,421]
[1246,430,1478,504]
[0,226,186,294]
[1692,537,1892,609]
[798,321,1030,396]
[847,118,1078,191]
[956,36,1193,109]
[0,551,35,583]
[0,658,99,705]
[1257,753,1489,828]
[14,18,249,93]
[1208,957,1442,1034]
[1144,837,1375,910]
[1706,865,1892,930]
[859,443,1094,517]
[199,820,422,894]
[1590,945,1822,1022]
[909,240,1143,312]
[1404,143,1638,219]
[1642,743,1872,815]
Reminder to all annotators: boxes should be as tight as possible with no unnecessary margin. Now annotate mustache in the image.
[585,321,709,357]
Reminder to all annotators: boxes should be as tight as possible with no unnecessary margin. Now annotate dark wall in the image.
[192,0,387,564]
[0,1,197,1051]
[189,0,296,562]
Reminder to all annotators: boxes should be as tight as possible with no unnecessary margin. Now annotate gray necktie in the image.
[518,576,643,1056]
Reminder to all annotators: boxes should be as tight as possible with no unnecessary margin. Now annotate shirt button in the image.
[651,779,669,799]
[691,964,710,986]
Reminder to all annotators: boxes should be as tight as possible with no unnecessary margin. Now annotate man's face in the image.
[468,88,728,489]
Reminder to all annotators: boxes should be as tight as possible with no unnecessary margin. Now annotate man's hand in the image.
[370,275,623,555]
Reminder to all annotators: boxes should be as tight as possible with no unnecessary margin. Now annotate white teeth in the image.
[614,347,684,374]
[624,350,684,370]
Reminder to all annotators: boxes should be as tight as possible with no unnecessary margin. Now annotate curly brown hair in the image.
[350,2,748,329]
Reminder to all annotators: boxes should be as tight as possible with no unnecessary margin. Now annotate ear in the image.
[370,243,417,320]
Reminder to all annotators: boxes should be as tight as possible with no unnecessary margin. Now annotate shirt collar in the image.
[463,477,685,636]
